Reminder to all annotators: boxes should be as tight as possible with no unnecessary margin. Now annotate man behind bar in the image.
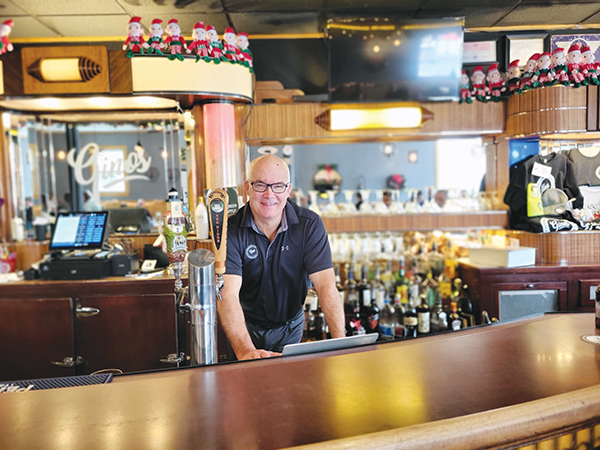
[219,154,345,360]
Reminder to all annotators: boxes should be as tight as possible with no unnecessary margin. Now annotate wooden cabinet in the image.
[0,297,75,381]
[0,278,180,381]
[459,262,600,323]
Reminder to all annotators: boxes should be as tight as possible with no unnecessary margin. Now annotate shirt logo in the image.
[245,244,258,260]
[281,245,289,252]
[595,166,600,180]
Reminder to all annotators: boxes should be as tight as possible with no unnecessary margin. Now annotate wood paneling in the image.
[245,100,506,145]
[108,50,132,94]
[21,46,109,95]
[322,211,508,233]
[506,86,588,136]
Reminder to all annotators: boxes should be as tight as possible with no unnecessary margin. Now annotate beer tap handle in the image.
[207,189,229,301]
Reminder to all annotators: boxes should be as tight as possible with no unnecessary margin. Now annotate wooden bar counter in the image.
[1,313,599,449]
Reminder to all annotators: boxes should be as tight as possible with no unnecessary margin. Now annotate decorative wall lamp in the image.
[315,105,433,131]
[28,57,102,83]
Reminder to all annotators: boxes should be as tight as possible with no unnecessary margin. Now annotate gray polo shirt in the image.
[226,200,333,328]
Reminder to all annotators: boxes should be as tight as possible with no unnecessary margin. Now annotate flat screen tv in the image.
[48,211,109,251]
[327,17,464,103]
[107,208,153,234]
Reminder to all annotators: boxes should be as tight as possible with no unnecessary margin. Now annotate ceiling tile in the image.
[36,15,132,37]
[10,0,126,16]
[328,0,422,9]
[414,7,514,27]
[115,0,222,15]
[496,4,600,26]
[0,15,59,37]
[422,0,520,7]
[230,12,321,35]
[225,0,323,12]
[0,1,28,16]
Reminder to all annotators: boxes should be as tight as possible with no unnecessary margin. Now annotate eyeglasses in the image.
[247,180,290,194]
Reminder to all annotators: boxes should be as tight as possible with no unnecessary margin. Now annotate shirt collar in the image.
[241,200,299,235]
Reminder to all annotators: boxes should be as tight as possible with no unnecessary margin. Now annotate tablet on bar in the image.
[282,333,378,357]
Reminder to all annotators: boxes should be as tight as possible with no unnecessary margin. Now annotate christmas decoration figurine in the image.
[236,32,253,72]
[505,59,522,96]
[0,20,13,55]
[581,45,599,86]
[206,25,223,64]
[143,19,165,55]
[470,66,488,102]
[567,43,587,88]
[520,53,540,90]
[536,52,556,87]
[552,47,570,86]
[165,19,186,61]
[486,63,506,101]
[459,70,473,104]
[186,22,210,62]
[222,27,239,63]
[122,17,145,58]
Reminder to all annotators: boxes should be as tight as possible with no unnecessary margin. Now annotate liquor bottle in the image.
[314,305,328,340]
[334,264,345,305]
[395,255,409,298]
[344,263,360,326]
[303,304,315,342]
[305,279,319,313]
[416,294,431,335]
[380,260,394,299]
[393,286,406,339]
[481,311,492,325]
[421,270,438,309]
[430,291,448,333]
[379,298,395,340]
[371,263,387,310]
[408,259,423,305]
[364,296,380,335]
[194,196,209,239]
[458,283,475,328]
[596,285,600,329]
[346,311,366,336]
[448,301,462,331]
[438,260,454,308]
[357,264,371,321]
[403,295,418,339]
[451,277,462,303]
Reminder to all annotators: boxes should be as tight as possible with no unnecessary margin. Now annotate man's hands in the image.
[238,349,281,360]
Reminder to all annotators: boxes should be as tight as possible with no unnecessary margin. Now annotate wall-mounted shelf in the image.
[321,210,509,233]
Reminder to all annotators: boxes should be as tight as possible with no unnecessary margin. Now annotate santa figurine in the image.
[486,63,506,102]
[505,59,522,96]
[581,45,599,86]
[459,70,473,104]
[222,27,239,63]
[520,53,540,90]
[164,19,186,61]
[0,20,13,55]
[186,22,210,63]
[567,42,587,88]
[206,25,223,64]
[236,32,253,72]
[551,47,570,86]
[122,16,145,58]
[536,52,556,87]
[143,19,165,56]
[470,66,488,102]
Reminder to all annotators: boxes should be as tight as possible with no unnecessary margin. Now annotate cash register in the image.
[39,211,113,280]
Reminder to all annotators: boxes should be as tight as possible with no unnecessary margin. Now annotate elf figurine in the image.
[122,16,145,58]
[581,45,599,86]
[536,52,556,87]
[164,19,186,61]
[486,63,506,102]
[567,42,587,88]
[222,27,239,63]
[505,59,522,96]
[551,47,570,86]
[186,22,210,62]
[143,18,165,55]
[459,70,473,104]
[0,20,13,55]
[206,25,223,64]
[236,32,253,72]
[520,53,540,90]
[470,66,488,102]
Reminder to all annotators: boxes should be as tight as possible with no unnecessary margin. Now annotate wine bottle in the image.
[346,311,366,337]
[314,305,327,341]
[416,294,431,335]
[364,296,380,335]
[357,264,371,321]
[305,279,319,313]
[458,283,475,328]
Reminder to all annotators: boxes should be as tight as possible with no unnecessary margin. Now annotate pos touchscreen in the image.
[48,211,109,251]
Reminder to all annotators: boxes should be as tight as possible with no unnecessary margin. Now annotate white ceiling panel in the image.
[37,15,132,37]
[0,1,28,16]
[115,0,222,15]
[0,15,59,37]
[230,12,321,35]
[8,0,127,16]
[496,4,600,26]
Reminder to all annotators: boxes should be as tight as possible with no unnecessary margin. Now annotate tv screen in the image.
[327,17,464,103]
[107,208,153,234]
[49,211,109,251]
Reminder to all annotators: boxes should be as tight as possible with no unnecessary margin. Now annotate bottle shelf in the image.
[321,210,508,233]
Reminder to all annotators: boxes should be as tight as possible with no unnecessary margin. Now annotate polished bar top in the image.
[0,313,598,449]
